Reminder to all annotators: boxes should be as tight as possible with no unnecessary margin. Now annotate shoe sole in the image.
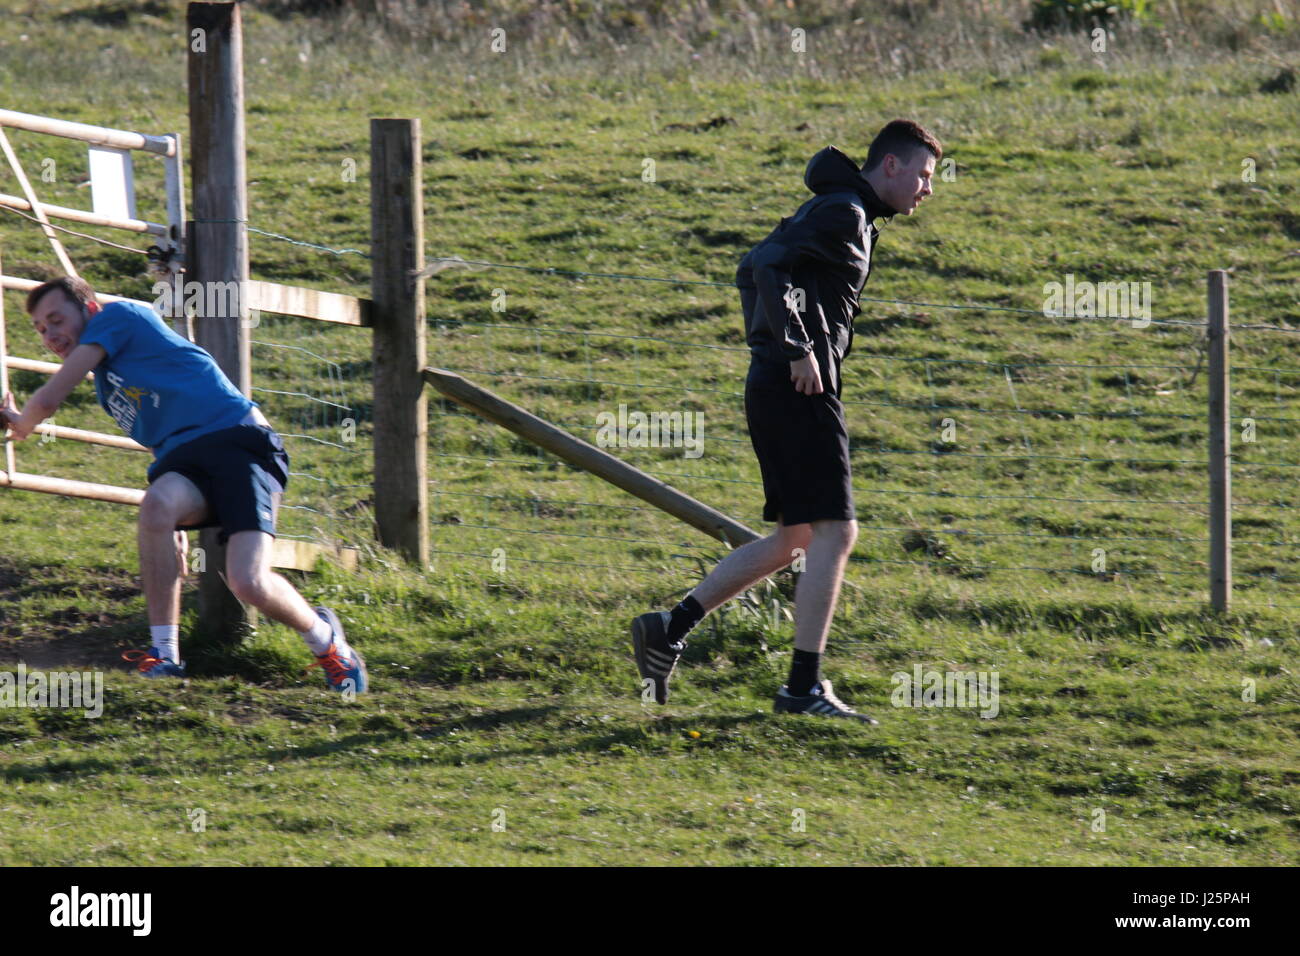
[631,613,670,705]
[772,695,878,725]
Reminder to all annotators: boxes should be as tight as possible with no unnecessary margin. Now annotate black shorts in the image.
[146,424,290,547]
[744,360,854,526]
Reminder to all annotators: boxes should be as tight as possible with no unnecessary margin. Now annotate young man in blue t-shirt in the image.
[1,276,367,693]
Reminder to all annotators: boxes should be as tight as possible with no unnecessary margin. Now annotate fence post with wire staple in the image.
[188,1,256,643]
[370,118,428,567]
[1207,270,1231,613]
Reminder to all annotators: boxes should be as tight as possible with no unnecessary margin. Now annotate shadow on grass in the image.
[56,1,170,27]
[0,756,119,783]
[261,706,910,769]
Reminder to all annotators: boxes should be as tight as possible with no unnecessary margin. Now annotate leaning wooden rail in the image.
[422,366,761,547]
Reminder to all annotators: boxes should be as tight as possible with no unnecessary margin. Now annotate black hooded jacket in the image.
[736,145,895,395]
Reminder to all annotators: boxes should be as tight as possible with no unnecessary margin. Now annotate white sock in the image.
[299,614,351,656]
[150,625,180,662]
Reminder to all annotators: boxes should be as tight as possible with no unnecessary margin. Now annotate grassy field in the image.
[1,0,1298,865]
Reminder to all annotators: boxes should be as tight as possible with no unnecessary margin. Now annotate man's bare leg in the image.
[223,528,318,633]
[792,518,858,654]
[773,518,875,721]
[633,519,810,704]
[224,526,366,692]
[138,472,209,628]
[690,520,812,613]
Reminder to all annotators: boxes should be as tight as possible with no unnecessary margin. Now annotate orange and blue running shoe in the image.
[122,647,186,678]
[306,607,368,694]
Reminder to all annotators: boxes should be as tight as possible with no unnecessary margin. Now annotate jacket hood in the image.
[803,145,895,220]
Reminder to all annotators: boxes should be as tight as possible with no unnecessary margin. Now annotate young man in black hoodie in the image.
[633,119,942,721]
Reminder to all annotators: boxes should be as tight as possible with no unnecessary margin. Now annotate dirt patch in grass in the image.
[0,558,147,670]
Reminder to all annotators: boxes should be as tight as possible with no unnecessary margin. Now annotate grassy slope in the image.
[0,1,1298,864]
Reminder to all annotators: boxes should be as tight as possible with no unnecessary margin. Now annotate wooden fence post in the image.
[187,1,254,643]
[370,118,428,566]
[1208,269,1231,613]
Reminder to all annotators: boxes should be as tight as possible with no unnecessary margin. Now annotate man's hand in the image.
[1,345,103,444]
[790,354,823,395]
[0,391,32,441]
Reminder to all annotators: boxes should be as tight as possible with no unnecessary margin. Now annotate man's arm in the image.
[0,343,105,440]
[749,200,864,362]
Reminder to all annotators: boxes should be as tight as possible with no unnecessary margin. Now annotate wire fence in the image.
[247,330,369,555]
[414,248,1300,618]
[11,199,1299,621]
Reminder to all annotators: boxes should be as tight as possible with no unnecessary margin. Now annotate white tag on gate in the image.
[88,145,136,221]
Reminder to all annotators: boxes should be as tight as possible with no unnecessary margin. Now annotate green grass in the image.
[1,0,1298,865]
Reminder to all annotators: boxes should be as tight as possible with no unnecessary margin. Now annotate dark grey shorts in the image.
[744,361,854,526]
[146,424,290,547]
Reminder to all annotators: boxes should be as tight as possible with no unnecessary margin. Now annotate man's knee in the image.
[140,475,205,532]
[226,563,272,605]
[139,488,184,533]
[225,531,276,605]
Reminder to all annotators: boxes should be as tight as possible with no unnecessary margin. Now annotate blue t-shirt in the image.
[78,301,256,461]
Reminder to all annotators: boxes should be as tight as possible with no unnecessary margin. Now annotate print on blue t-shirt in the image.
[77,301,256,461]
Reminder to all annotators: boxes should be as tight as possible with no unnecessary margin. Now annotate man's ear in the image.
[85,300,101,318]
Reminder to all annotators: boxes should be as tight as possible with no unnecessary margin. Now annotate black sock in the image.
[787,649,822,696]
[666,594,705,644]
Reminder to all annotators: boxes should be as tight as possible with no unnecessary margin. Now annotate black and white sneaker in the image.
[632,611,686,704]
[773,679,878,724]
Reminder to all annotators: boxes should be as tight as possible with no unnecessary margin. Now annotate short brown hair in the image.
[26,275,97,315]
[862,119,943,173]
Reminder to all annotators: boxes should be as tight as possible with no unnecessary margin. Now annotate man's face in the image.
[29,290,96,360]
[875,150,936,215]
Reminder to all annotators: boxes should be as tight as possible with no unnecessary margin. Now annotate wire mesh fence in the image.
[417,251,1300,617]
[10,204,1297,622]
